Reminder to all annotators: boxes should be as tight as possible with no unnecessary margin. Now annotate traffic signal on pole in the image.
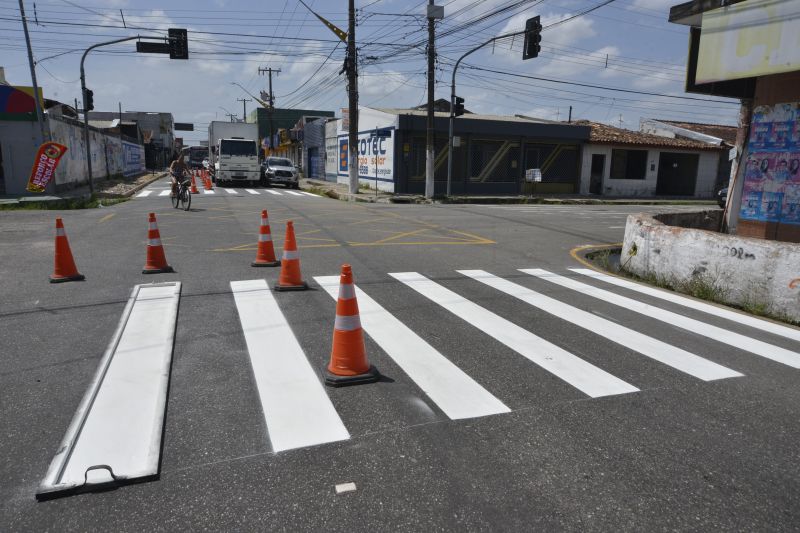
[523,16,542,60]
[168,28,189,60]
[84,88,94,112]
[454,96,465,117]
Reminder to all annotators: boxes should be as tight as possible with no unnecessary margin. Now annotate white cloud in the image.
[630,0,676,11]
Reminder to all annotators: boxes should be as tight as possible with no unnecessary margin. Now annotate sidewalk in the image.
[300,178,718,206]
[0,171,168,206]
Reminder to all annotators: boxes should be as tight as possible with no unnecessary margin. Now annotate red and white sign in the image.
[26,142,68,193]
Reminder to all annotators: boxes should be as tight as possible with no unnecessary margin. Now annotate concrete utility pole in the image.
[424,0,437,199]
[18,0,46,143]
[237,97,251,123]
[346,0,359,195]
[258,67,280,155]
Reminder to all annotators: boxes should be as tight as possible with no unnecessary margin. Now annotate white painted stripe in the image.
[266,189,282,195]
[298,191,318,197]
[282,250,299,260]
[334,314,362,331]
[158,190,171,197]
[38,283,180,495]
[571,268,800,344]
[524,269,800,369]
[203,190,215,195]
[338,283,356,300]
[258,234,272,242]
[389,272,639,398]
[225,188,238,194]
[56,228,66,237]
[148,222,158,230]
[315,276,510,420]
[230,279,349,452]
[285,190,303,196]
[245,189,259,195]
[136,190,153,198]
[147,238,162,246]
[460,270,741,382]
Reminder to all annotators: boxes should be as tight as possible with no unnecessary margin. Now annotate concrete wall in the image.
[0,120,42,194]
[622,211,800,322]
[580,144,719,197]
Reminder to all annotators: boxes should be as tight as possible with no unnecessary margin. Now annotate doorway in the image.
[589,154,605,194]
[656,152,699,195]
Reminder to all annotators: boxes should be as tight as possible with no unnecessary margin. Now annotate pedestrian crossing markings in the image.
[136,188,320,198]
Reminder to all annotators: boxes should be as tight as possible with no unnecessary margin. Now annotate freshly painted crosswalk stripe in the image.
[460,270,741,382]
[524,269,800,369]
[389,272,639,398]
[298,191,318,197]
[571,268,800,344]
[285,190,303,196]
[158,190,171,196]
[136,190,153,198]
[315,276,510,420]
[266,189,282,195]
[230,279,349,452]
[203,189,215,195]
[245,189,259,195]
[225,188,238,194]
[38,282,181,497]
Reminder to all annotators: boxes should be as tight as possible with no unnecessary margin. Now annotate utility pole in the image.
[424,1,441,199]
[118,102,123,145]
[18,0,46,143]
[258,67,280,155]
[346,0,359,195]
[237,97,251,123]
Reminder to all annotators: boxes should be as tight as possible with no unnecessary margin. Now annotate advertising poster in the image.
[337,130,395,183]
[739,103,800,225]
[26,142,68,193]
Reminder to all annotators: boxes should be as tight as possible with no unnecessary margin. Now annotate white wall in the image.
[580,144,719,198]
[0,120,42,194]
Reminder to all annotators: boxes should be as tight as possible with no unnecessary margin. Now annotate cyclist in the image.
[169,154,190,197]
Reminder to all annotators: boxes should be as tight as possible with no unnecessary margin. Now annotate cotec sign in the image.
[338,129,394,182]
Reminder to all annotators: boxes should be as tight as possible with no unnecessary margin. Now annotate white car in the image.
[262,157,299,189]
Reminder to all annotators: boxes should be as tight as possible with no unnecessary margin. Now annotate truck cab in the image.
[215,137,260,186]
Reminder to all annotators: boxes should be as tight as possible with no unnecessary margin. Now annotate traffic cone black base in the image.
[251,259,280,267]
[49,273,85,284]
[274,281,309,292]
[324,365,380,388]
[142,266,175,275]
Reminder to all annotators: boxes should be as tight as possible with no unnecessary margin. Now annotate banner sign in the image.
[26,142,68,193]
[739,103,800,225]
[338,130,394,182]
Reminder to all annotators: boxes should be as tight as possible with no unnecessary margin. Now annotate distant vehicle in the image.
[188,146,208,169]
[207,121,260,186]
[262,157,299,189]
[717,186,728,208]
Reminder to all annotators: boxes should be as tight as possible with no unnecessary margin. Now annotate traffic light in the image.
[523,16,542,60]
[84,88,94,112]
[453,96,465,117]
[168,28,189,60]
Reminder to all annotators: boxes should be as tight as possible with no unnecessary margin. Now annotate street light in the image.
[218,106,237,122]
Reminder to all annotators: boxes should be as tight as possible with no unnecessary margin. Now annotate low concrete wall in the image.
[622,211,800,322]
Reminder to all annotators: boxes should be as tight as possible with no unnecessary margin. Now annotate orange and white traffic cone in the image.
[251,209,280,267]
[190,173,199,194]
[274,220,308,291]
[324,264,379,387]
[142,212,174,274]
[204,176,212,191]
[50,218,85,283]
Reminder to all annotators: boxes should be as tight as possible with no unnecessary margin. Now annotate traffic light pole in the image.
[79,36,141,194]
[446,29,526,198]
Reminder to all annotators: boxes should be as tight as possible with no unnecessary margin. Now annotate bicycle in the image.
[171,177,192,211]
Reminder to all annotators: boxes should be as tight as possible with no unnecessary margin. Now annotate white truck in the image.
[207,121,261,186]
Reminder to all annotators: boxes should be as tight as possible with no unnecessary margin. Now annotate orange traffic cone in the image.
[190,174,199,194]
[251,210,280,267]
[203,176,212,191]
[142,212,174,274]
[324,264,379,387]
[274,220,308,291]
[50,218,85,283]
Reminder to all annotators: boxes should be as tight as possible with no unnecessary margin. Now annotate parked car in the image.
[262,157,299,189]
[717,186,728,208]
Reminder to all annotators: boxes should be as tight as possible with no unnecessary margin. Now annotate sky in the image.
[1,0,742,144]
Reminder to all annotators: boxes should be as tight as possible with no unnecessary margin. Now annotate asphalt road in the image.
[2,179,799,531]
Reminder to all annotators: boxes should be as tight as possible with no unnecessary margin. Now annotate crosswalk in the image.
[57,266,800,472]
[135,186,319,199]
